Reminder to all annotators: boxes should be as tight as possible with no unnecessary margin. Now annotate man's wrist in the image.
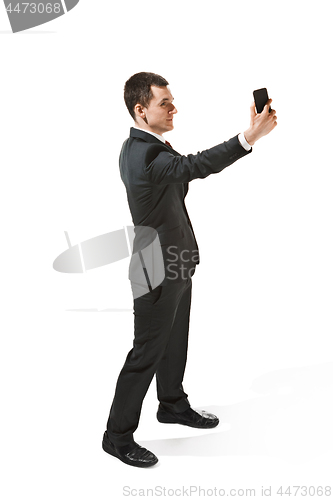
[243,128,256,146]
[238,132,252,151]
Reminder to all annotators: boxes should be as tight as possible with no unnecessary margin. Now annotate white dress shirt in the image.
[132,126,251,151]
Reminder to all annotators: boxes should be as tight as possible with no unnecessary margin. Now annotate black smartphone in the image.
[253,88,271,113]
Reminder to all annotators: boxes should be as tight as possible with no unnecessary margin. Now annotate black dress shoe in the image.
[157,406,219,429]
[102,431,158,468]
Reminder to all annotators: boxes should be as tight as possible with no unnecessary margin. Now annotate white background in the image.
[1,0,333,498]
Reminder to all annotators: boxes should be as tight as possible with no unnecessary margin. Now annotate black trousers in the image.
[106,277,192,446]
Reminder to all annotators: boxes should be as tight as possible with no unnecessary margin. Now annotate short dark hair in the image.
[124,72,169,121]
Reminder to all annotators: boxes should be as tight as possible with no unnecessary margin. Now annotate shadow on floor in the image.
[140,361,333,463]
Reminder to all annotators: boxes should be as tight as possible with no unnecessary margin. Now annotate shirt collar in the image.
[132,126,166,144]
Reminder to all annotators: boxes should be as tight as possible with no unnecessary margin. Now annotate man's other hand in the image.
[244,99,277,146]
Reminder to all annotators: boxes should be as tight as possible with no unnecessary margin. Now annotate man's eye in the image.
[161,103,166,106]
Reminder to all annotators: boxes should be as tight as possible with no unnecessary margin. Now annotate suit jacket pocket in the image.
[158,224,185,246]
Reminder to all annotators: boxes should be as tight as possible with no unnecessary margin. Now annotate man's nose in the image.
[170,104,177,114]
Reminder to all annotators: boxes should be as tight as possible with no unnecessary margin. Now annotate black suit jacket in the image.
[120,127,252,287]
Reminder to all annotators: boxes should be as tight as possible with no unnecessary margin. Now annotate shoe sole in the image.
[102,440,158,468]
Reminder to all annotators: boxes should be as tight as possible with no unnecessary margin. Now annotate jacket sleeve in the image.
[144,135,252,185]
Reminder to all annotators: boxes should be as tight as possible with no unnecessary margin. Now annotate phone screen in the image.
[253,88,271,113]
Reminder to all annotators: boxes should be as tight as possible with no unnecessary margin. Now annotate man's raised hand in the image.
[244,98,277,146]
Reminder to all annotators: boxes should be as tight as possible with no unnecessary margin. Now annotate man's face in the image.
[136,85,177,135]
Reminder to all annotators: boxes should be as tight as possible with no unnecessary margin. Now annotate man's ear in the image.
[134,103,146,119]
[134,103,148,124]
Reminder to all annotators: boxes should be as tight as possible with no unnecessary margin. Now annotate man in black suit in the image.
[102,72,277,467]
